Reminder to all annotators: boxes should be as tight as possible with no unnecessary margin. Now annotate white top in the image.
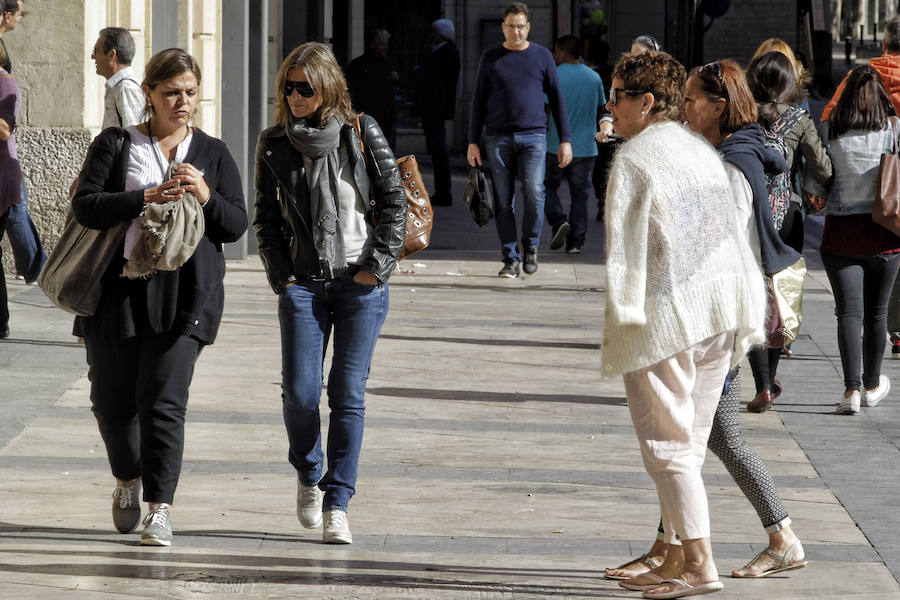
[725,163,761,266]
[103,67,145,129]
[602,120,766,377]
[122,124,194,258]
[302,145,370,265]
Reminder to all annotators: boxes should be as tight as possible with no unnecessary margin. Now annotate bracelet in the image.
[200,190,211,206]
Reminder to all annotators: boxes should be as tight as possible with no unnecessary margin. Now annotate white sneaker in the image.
[836,391,861,415]
[140,503,172,546]
[322,509,352,544]
[297,480,324,529]
[863,375,890,407]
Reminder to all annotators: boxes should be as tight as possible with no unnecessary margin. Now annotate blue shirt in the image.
[547,63,605,157]
[468,43,571,143]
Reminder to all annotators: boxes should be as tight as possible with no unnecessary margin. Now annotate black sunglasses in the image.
[700,62,729,101]
[284,80,315,98]
[608,87,647,106]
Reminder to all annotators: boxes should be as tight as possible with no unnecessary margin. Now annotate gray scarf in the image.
[285,115,347,276]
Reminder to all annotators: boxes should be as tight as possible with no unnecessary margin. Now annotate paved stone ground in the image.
[1,168,899,599]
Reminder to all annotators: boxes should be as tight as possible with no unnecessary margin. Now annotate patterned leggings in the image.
[658,367,790,539]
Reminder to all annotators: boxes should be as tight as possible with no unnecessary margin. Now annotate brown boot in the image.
[747,389,774,413]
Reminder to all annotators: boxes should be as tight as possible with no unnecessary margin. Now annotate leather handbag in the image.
[38,133,129,316]
[873,116,900,236]
[354,116,433,260]
[463,165,494,227]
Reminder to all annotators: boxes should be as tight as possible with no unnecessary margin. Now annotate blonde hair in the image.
[750,38,809,86]
[274,42,357,128]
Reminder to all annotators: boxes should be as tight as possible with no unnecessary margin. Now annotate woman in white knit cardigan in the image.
[602,51,766,599]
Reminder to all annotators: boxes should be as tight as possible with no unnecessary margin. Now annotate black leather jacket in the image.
[253,114,406,293]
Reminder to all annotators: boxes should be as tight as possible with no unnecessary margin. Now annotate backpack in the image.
[762,106,805,230]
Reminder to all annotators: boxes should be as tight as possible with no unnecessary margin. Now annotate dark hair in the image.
[886,15,900,53]
[746,51,803,128]
[99,26,136,66]
[632,34,660,52]
[612,50,686,121]
[828,64,895,138]
[688,59,757,134]
[0,0,18,15]
[503,2,529,21]
[365,28,390,47]
[555,34,580,59]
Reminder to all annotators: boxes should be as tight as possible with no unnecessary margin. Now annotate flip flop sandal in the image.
[605,553,661,580]
[620,571,665,591]
[640,578,724,599]
[731,540,808,578]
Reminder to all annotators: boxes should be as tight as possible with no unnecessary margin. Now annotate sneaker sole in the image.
[140,536,172,546]
[550,223,570,250]
[835,406,859,415]
[498,272,518,278]
[300,515,323,529]
[323,534,352,544]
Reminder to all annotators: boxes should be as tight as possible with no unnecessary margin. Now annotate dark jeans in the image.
[85,330,202,504]
[7,180,46,282]
[822,252,900,390]
[277,272,388,511]
[0,207,9,329]
[422,117,451,201]
[544,155,595,249]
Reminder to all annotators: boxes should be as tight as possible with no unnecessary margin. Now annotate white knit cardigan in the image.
[601,121,765,377]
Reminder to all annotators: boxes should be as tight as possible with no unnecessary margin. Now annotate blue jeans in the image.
[483,133,547,263]
[544,155,595,249]
[822,252,900,390]
[7,180,46,281]
[277,271,388,511]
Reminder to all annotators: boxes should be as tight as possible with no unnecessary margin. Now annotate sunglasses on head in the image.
[700,61,729,101]
[284,80,315,98]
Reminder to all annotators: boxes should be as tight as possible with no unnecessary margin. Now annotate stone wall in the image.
[1,127,94,274]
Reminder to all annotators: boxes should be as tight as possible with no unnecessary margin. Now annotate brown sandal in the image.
[605,553,661,580]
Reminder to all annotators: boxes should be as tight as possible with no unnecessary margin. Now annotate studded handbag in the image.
[354,115,433,260]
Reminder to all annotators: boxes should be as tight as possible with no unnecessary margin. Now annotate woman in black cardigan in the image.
[72,48,247,546]
[253,42,406,544]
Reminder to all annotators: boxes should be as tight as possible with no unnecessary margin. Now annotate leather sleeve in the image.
[358,114,406,282]
[72,128,145,229]
[252,131,295,293]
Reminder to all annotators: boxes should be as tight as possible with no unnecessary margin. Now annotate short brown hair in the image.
[274,42,357,128]
[612,50,685,121]
[828,64,895,138]
[503,2,529,21]
[688,59,757,134]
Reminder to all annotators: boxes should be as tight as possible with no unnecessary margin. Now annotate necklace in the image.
[147,117,190,177]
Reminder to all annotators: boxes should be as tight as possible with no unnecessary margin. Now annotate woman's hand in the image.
[353,270,379,286]
[144,179,185,204]
[174,162,212,205]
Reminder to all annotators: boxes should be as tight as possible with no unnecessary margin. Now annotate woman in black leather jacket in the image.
[253,42,406,544]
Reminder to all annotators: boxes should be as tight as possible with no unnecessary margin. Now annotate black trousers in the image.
[422,117,451,201]
[84,330,201,504]
[0,208,9,330]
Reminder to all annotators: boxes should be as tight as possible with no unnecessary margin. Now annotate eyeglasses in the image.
[284,80,315,98]
[503,23,529,31]
[608,87,647,105]
[700,61,729,101]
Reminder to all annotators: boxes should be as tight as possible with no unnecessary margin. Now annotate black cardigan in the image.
[72,127,248,344]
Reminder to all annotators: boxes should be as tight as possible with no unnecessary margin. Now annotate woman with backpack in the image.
[742,51,833,412]
[609,59,808,588]
[820,65,899,415]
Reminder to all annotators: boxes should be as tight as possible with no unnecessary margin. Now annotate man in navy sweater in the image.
[467,2,572,278]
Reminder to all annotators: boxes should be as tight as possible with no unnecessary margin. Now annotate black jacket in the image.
[72,127,248,344]
[717,123,800,275]
[253,114,406,293]
[414,41,460,121]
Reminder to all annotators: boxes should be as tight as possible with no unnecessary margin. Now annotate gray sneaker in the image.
[140,504,173,546]
[112,478,141,533]
[297,480,324,529]
[322,509,352,544]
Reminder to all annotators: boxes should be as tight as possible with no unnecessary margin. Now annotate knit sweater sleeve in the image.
[604,153,650,326]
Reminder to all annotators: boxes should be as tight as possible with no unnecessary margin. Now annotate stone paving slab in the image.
[1,173,899,598]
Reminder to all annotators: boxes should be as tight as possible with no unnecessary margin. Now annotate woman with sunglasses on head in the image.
[601,51,765,599]
[819,65,900,415]
[72,48,248,546]
[611,59,807,587]
[253,42,406,544]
